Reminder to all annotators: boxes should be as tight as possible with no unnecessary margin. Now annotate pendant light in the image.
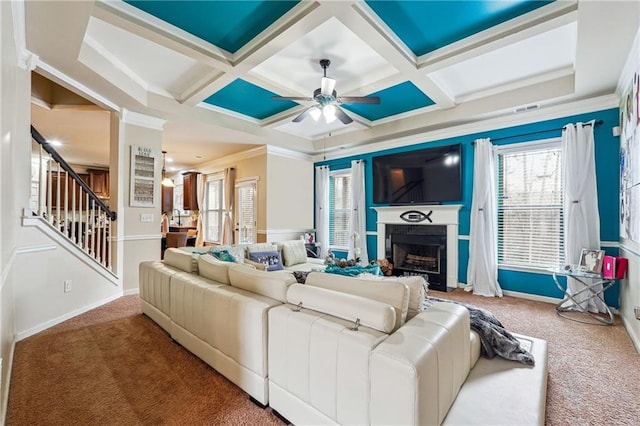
[161,151,175,187]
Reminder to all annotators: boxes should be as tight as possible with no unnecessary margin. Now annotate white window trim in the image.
[203,172,225,244]
[495,137,564,270]
[235,178,258,244]
[329,169,352,252]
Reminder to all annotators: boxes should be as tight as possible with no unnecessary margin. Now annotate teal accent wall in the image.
[316,108,621,307]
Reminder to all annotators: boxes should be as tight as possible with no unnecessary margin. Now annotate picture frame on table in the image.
[577,249,605,274]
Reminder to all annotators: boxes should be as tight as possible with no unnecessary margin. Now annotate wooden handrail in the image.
[31,125,116,221]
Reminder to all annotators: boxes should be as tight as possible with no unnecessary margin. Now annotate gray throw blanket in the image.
[424,296,535,366]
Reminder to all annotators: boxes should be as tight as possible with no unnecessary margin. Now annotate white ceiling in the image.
[24,0,640,172]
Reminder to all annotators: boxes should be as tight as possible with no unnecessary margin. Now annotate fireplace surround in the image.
[373,205,462,291]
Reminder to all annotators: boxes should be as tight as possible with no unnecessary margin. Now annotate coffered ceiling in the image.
[25,0,639,170]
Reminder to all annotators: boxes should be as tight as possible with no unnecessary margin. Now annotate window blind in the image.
[236,182,256,244]
[204,178,223,242]
[329,172,351,249]
[497,145,564,269]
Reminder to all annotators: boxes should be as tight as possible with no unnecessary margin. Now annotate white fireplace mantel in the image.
[372,205,462,290]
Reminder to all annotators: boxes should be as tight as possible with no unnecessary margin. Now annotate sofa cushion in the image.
[278,240,307,266]
[357,273,426,320]
[248,250,284,271]
[197,255,236,285]
[209,245,245,263]
[287,284,396,333]
[304,272,410,331]
[245,243,278,254]
[164,248,198,273]
[228,264,296,302]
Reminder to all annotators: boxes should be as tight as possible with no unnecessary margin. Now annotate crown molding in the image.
[266,145,313,161]
[312,94,619,162]
[195,146,268,174]
[121,109,166,130]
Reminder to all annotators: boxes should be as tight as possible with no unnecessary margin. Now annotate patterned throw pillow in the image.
[211,249,236,263]
[248,251,284,271]
[209,245,245,263]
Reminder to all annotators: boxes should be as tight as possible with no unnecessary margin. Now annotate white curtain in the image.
[221,167,235,245]
[315,166,329,259]
[195,173,205,247]
[563,122,605,312]
[349,160,369,265]
[467,138,502,297]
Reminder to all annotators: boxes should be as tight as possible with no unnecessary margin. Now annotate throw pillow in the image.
[209,245,245,263]
[279,240,307,267]
[211,249,236,263]
[248,250,284,271]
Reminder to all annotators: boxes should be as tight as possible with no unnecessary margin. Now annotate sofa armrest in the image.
[369,302,471,425]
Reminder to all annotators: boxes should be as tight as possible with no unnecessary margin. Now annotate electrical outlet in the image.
[64,280,72,293]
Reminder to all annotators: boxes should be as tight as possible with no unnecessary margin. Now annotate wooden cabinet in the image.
[162,185,174,213]
[87,169,109,198]
[182,171,200,211]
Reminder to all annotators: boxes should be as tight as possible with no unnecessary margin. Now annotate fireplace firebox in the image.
[385,224,447,292]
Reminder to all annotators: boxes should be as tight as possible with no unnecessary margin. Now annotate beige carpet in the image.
[7,290,640,425]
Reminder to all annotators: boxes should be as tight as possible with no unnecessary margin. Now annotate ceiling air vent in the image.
[514,104,539,113]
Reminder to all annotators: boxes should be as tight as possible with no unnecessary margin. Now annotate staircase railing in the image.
[31,125,117,272]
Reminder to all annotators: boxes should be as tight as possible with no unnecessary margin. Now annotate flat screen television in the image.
[372,143,462,204]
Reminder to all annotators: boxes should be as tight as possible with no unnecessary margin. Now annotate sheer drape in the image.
[348,160,369,264]
[467,138,502,297]
[562,122,605,312]
[315,166,329,259]
[195,173,205,247]
[221,167,235,245]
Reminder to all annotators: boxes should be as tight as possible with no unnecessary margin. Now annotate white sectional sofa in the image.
[139,248,549,425]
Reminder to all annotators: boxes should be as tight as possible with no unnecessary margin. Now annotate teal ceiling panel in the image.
[342,81,435,121]
[365,0,554,56]
[125,1,298,53]
[203,79,298,120]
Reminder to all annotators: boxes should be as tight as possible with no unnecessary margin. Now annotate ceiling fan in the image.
[271,59,380,125]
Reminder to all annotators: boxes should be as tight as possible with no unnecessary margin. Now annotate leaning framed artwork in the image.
[577,249,605,274]
[130,145,158,208]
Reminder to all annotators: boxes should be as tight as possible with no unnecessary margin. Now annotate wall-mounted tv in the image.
[372,143,462,204]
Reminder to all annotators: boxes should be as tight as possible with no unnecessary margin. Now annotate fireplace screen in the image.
[393,243,441,274]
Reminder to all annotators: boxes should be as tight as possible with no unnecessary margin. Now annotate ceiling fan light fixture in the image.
[309,106,321,122]
[321,77,336,96]
[323,104,336,123]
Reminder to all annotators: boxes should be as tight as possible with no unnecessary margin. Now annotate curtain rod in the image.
[475,120,603,143]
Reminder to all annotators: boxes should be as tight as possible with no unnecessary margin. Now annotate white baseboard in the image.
[123,288,139,296]
[456,283,562,305]
[16,292,123,341]
[1,339,15,426]
[621,315,640,354]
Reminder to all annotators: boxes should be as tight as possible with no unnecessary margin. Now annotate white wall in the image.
[1,1,28,421]
[13,226,120,339]
[117,114,164,293]
[266,150,314,242]
[618,26,640,352]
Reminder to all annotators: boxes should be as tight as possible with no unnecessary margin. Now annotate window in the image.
[203,175,224,242]
[497,140,564,270]
[329,170,352,249]
[236,179,257,244]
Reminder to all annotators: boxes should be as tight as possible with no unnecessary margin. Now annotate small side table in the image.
[551,269,616,325]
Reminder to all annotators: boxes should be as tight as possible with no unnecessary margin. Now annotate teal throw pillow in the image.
[211,249,236,263]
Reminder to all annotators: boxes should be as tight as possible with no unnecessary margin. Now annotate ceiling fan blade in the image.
[320,77,336,96]
[272,96,314,102]
[335,107,353,125]
[337,96,380,104]
[292,108,312,123]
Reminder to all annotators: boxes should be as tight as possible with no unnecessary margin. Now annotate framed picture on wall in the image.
[130,145,158,208]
